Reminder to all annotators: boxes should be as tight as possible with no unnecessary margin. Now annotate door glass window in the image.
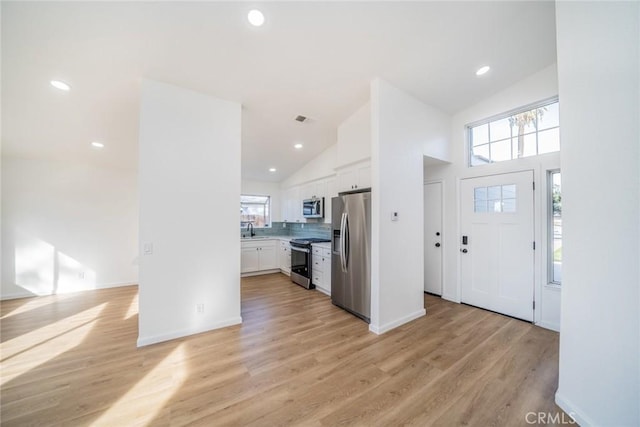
[474,184,517,213]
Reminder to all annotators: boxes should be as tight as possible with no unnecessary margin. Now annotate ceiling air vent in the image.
[295,115,308,123]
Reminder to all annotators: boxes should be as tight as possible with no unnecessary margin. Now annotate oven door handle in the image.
[290,245,310,254]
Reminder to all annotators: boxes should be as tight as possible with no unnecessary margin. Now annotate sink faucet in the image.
[247,222,255,237]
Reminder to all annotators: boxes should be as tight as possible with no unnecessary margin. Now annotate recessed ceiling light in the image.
[294,143,303,149]
[91,141,104,148]
[248,9,265,27]
[50,80,71,91]
[269,167,277,172]
[476,66,491,76]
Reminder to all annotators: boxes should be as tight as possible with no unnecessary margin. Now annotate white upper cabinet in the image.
[336,102,371,169]
[324,177,337,224]
[300,181,325,201]
[336,160,371,193]
[281,186,302,223]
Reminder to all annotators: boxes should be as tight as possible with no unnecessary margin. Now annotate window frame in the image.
[547,169,562,286]
[467,96,560,167]
[240,194,271,229]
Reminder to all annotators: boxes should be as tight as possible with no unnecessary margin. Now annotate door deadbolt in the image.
[435,243,441,247]
[460,248,468,253]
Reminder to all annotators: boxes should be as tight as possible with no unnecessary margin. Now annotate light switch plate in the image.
[143,242,153,255]
[391,212,399,221]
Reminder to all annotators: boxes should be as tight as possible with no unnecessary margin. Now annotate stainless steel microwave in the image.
[302,197,324,218]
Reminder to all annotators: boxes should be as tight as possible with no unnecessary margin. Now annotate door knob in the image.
[460,248,468,253]
[435,243,441,247]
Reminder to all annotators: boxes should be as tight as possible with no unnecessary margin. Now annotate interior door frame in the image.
[424,179,445,296]
[456,169,539,322]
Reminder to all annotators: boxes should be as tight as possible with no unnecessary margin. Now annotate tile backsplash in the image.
[241,221,331,240]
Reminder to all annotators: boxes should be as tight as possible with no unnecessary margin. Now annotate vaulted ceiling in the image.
[2,1,557,182]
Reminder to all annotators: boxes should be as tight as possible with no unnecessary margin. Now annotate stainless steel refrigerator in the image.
[331,189,371,323]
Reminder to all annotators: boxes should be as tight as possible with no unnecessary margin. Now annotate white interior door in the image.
[424,182,443,295]
[460,171,534,321]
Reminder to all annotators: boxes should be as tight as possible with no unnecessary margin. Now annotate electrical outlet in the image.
[196,303,204,314]
[282,223,287,228]
[301,223,304,229]
[78,271,85,279]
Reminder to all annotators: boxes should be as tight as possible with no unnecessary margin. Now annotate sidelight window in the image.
[549,171,562,284]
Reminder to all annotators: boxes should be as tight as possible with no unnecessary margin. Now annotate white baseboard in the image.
[536,320,560,332]
[0,291,35,301]
[315,286,331,296]
[241,269,281,277]
[137,316,243,347]
[1,281,138,301]
[369,308,426,335]
[441,294,460,303]
[555,391,593,426]
[96,281,138,290]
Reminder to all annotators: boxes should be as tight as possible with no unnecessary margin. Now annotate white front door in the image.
[460,171,534,321]
[424,182,443,295]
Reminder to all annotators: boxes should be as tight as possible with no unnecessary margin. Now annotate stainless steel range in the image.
[290,237,331,289]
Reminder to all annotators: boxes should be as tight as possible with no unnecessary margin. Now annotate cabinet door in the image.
[300,182,315,201]
[281,188,290,222]
[241,247,260,273]
[312,252,323,273]
[290,187,302,222]
[324,178,336,224]
[322,250,332,293]
[285,187,296,222]
[358,164,371,189]
[259,245,278,270]
[314,181,326,200]
[312,270,324,289]
[337,169,358,193]
[279,242,291,273]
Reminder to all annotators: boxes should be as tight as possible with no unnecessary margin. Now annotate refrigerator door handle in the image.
[344,213,350,271]
[340,213,347,273]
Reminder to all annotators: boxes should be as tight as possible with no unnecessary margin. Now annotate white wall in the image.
[280,144,337,188]
[336,102,371,168]
[1,156,138,299]
[423,64,561,331]
[370,78,450,333]
[138,80,241,347]
[555,2,639,425]
[241,179,282,223]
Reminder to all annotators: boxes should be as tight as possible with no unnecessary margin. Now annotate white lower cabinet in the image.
[311,245,332,295]
[241,240,278,274]
[278,239,291,274]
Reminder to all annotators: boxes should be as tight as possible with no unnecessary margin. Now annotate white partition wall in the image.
[138,80,242,347]
[369,78,450,334]
[555,2,640,425]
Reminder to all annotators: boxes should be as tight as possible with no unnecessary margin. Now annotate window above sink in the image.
[240,194,271,228]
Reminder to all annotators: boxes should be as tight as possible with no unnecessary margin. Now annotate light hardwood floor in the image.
[1,273,564,426]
